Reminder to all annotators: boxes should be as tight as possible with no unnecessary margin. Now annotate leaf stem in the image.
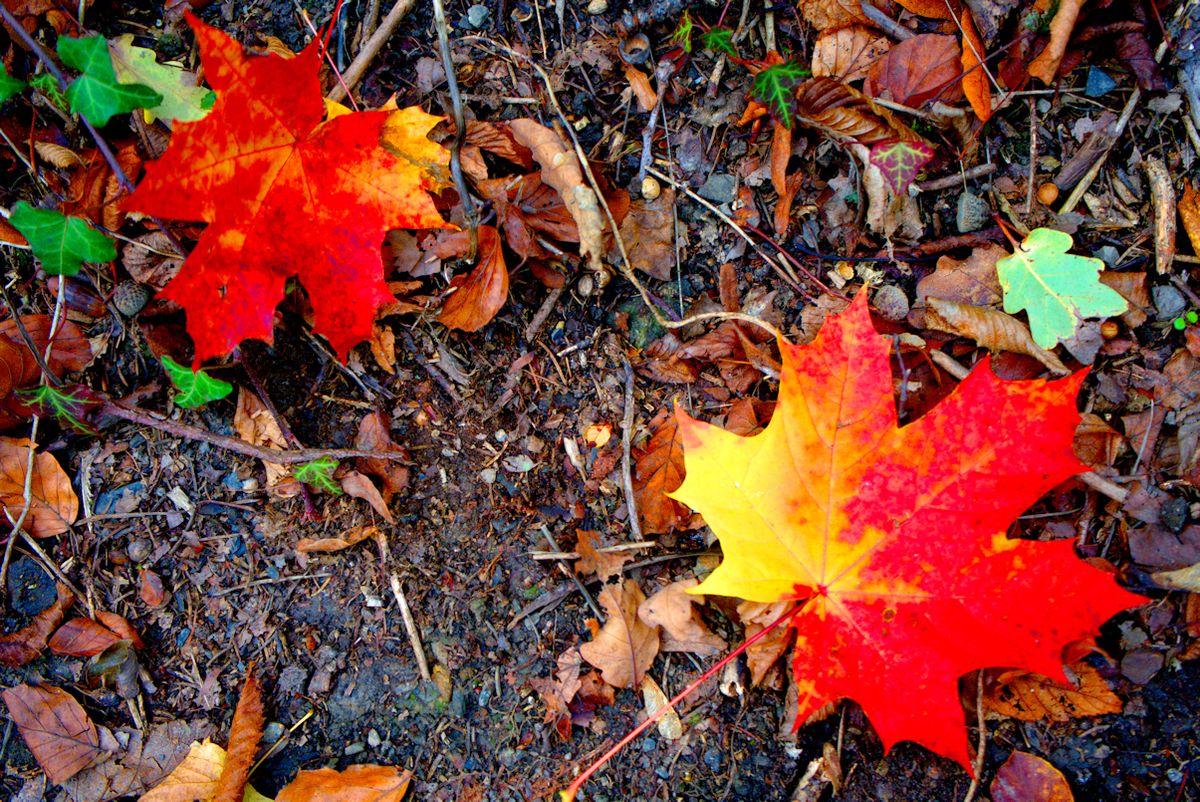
[559,603,803,801]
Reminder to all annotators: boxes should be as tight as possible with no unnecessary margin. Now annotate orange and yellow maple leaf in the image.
[127,14,450,362]
[671,292,1143,769]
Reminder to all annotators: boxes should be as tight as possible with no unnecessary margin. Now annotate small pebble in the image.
[640,176,661,201]
[127,539,152,564]
[462,4,490,28]
[262,722,285,744]
[872,285,909,322]
[367,728,381,748]
[344,742,366,756]
[586,0,607,14]
[1152,285,1187,321]
[698,173,736,205]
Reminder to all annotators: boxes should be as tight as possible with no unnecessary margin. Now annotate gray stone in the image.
[262,722,285,744]
[697,173,736,204]
[1153,284,1187,321]
[872,285,909,322]
[462,4,490,28]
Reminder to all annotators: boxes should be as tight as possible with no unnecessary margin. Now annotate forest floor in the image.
[3,0,1200,800]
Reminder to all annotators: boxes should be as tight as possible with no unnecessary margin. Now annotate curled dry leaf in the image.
[738,601,796,686]
[0,583,74,667]
[139,569,167,607]
[984,660,1122,722]
[619,186,677,280]
[910,244,1006,327]
[811,25,890,83]
[508,119,606,275]
[795,77,923,147]
[340,470,395,523]
[0,437,80,538]
[640,675,683,741]
[296,524,381,554]
[528,648,583,741]
[924,297,1069,375]
[1028,0,1086,84]
[864,34,964,109]
[212,672,264,802]
[574,530,632,582]
[354,411,409,502]
[991,751,1075,802]
[1,684,103,785]
[798,0,879,33]
[233,387,294,494]
[579,580,660,689]
[438,225,509,332]
[638,578,726,657]
[275,765,413,802]
[632,409,692,535]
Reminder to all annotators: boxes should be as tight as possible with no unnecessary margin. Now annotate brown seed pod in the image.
[1037,182,1060,205]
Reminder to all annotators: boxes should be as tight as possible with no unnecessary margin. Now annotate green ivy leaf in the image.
[8,201,116,276]
[58,35,163,125]
[293,457,342,494]
[751,60,810,128]
[29,73,67,110]
[701,27,737,58]
[996,228,1129,348]
[0,63,25,103]
[107,34,211,125]
[868,140,935,196]
[16,384,101,434]
[161,355,233,408]
[670,11,695,53]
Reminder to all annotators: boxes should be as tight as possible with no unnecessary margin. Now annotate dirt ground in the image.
[3,0,1200,800]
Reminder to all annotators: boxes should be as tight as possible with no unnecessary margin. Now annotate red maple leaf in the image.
[671,293,1143,769]
[127,14,450,362]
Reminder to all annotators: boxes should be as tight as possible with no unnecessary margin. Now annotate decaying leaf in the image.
[670,293,1143,768]
[638,579,726,657]
[126,14,451,362]
[438,225,509,332]
[579,580,660,689]
[632,409,691,535]
[620,187,677,280]
[529,648,583,741]
[49,611,140,657]
[233,388,293,493]
[340,470,395,523]
[0,583,74,667]
[2,684,103,785]
[140,739,271,802]
[738,601,796,686]
[910,244,1006,327]
[795,77,922,147]
[991,751,1075,802]
[354,411,409,502]
[296,525,381,554]
[983,657,1123,722]
[1028,0,1086,84]
[574,530,632,582]
[960,11,992,121]
[640,675,683,741]
[924,297,1069,375]
[811,25,890,83]
[275,765,412,802]
[0,437,80,537]
[864,34,964,109]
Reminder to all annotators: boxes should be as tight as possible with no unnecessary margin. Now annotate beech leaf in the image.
[996,228,1129,348]
[670,292,1144,768]
[57,35,163,125]
[126,14,451,363]
[9,202,116,276]
[2,684,102,785]
[161,355,232,408]
[0,437,79,538]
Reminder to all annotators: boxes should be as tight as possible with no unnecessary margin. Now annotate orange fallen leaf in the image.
[49,614,131,657]
[579,580,660,689]
[0,437,80,538]
[0,583,74,667]
[296,524,381,554]
[2,684,103,785]
[212,671,264,802]
[960,11,992,122]
[864,34,964,109]
[438,225,509,332]
[275,765,412,802]
[671,292,1143,768]
[1028,0,1086,84]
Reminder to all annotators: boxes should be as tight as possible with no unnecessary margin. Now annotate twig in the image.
[100,400,407,464]
[524,285,565,343]
[619,356,643,542]
[0,280,62,386]
[210,573,333,596]
[913,164,997,193]
[431,0,479,254]
[325,0,418,102]
[389,573,431,680]
[860,1,914,40]
[961,671,987,802]
[541,526,602,620]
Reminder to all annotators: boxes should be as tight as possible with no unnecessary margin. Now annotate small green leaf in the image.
[670,11,695,53]
[293,457,342,494]
[29,73,67,110]
[996,228,1129,348]
[58,35,163,125]
[107,34,211,125]
[9,201,116,276]
[0,63,26,103]
[869,139,935,196]
[161,355,233,408]
[16,384,100,434]
[701,27,737,58]
[751,60,810,128]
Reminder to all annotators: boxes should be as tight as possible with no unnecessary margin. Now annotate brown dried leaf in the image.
[575,530,632,582]
[1028,0,1086,84]
[1073,413,1123,470]
[924,297,1069,375]
[1179,180,1200,255]
[1,684,103,785]
[122,231,185,290]
[864,34,964,108]
[233,388,292,492]
[812,25,890,83]
[960,11,993,121]
[0,437,80,538]
[579,580,660,689]
[991,751,1075,802]
[1158,349,1200,410]
[354,411,409,502]
[799,0,885,32]
[339,470,395,523]
[60,145,140,231]
[368,324,395,373]
[620,187,677,280]
[738,601,795,686]
[0,583,74,667]
[296,524,381,554]
[893,0,960,18]
[276,765,412,802]
[65,719,214,802]
[1097,272,1149,328]
[529,648,583,740]
[139,569,167,607]
[465,121,533,169]
[34,142,85,169]
[623,64,657,112]
[0,316,94,401]
[49,616,125,657]
[632,410,691,535]
[910,244,1005,327]
[508,119,606,274]
[983,661,1121,721]
[140,739,228,802]
[795,77,923,147]
[212,672,264,802]
[638,579,726,657]
[438,225,509,332]
[96,611,143,649]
